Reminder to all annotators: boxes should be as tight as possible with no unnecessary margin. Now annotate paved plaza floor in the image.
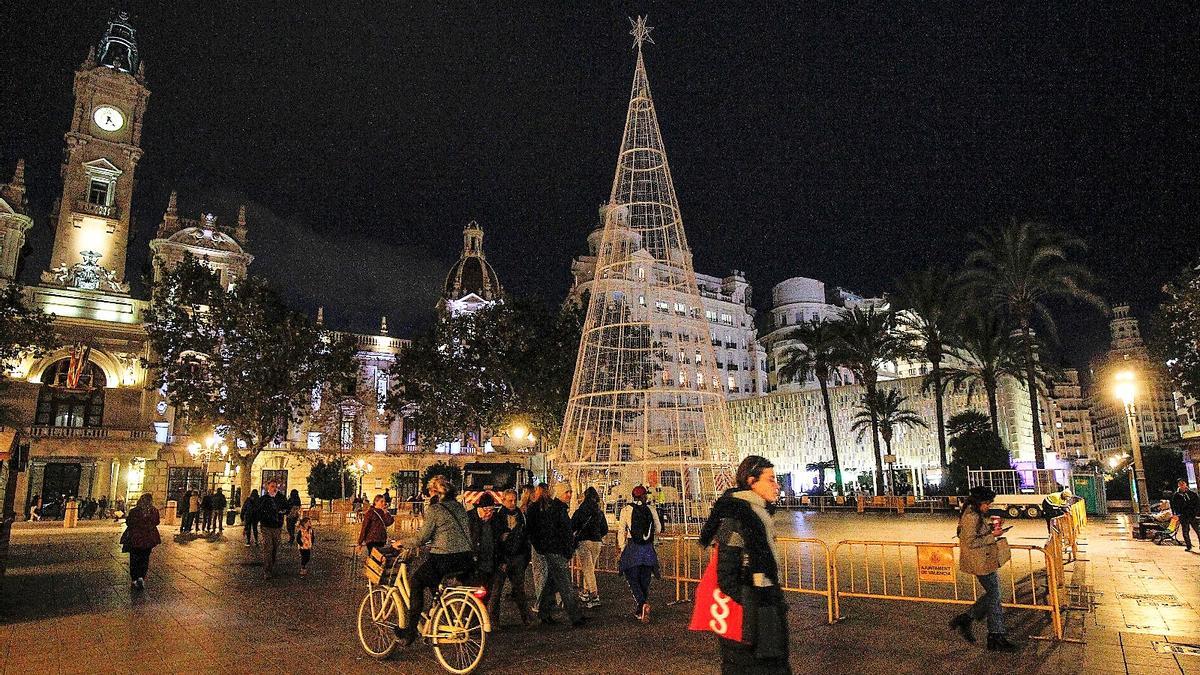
[0,512,1197,674]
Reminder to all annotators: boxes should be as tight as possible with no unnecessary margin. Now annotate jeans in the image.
[202,509,213,531]
[214,509,225,532]
[488,555,530,624]
[576,540,601,596]
[128,548,151,581]
[969,572,1005,633]
[244,520,259,544]
[287,515,299,543]
[623,564,653,611]
[1181,516,1200,548]
[260,526,282,574]
[406,552,475,635]
[300,549,312,569]
[529,551,547,604]
[537,553,582,622]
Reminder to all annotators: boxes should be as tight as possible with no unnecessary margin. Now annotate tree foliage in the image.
[777,318,849,494]
[0,283,58,426]
[834,306,904,493]
[961,220,1105,469]
[388,298,582,450]
[306,458,354,500]
[144,253,357,494]
[945,410,1011,494]
[1152,261,1200,401]
[420,461,462,491]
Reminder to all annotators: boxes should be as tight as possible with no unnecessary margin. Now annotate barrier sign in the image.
[916,545,955,583]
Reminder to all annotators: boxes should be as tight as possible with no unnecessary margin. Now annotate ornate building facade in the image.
[1088,304,1181,461]
[568,208,766,399]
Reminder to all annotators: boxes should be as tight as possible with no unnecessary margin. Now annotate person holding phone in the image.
[949,486,1018,651]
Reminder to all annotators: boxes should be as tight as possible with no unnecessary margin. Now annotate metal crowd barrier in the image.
[831,538,1063,639]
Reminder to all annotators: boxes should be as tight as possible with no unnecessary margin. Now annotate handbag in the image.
[688,544,747,643]
[996,537,1011,566]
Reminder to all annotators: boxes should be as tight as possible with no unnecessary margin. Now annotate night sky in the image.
[2,3,1196,375]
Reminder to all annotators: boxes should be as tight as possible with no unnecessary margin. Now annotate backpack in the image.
[630,503,654,545]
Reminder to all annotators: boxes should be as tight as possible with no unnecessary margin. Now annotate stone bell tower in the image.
[41,12,149,294]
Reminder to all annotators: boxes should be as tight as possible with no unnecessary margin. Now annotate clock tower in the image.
[41,12,149,294]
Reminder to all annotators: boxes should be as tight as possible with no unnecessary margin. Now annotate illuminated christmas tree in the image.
[557,18,736,527]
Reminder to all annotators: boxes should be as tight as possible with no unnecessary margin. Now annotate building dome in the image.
[442,221,502,308]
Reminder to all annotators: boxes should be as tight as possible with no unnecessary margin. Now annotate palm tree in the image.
[776,318,849,494]
[946,409,992,438]
[851,389,929,493]
[805,460,836,493]
[961,220,1106,468]
[941,312,1023,437]
[834,306,904,494]
[892,268,961,477]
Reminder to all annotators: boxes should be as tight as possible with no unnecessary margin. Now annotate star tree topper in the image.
[629,15,654,50]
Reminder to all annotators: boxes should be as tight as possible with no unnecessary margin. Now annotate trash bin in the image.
[227,509,238,526]
[164,500,177,526]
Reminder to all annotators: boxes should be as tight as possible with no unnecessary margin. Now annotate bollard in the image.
[164,500,177,526]
[63,499,78,528]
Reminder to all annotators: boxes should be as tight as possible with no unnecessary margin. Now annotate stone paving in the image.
[0,512,1196,674]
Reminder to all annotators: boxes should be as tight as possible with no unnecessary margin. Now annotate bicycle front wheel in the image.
[431,594,488,674]
[357,587,398,659]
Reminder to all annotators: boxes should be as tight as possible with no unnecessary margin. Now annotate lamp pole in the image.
[1114,370,1150,514]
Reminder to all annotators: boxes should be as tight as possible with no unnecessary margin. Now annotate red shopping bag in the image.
[688,544,744,642]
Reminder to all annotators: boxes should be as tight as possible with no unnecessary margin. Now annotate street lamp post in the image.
[187,435,229,493]
[1113,370,1150,514]
[354,458,374,498]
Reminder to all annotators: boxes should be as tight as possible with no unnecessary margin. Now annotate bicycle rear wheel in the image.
[357,587,398,659]
[431,594,487,674]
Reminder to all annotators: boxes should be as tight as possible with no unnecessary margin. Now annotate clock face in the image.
[93,105,124,132]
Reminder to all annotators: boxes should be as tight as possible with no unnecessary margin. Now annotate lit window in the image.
[339,413,355,449]
[375,372,388,413]
[705,310,718,323]
[637,267,646,280]
[694,351,702,364]
[374,434,387,453]
[675,302,687,315]
[655,300,669,312]
[727,375,736,390]
[307,432,322,450]
[638,295,646,306]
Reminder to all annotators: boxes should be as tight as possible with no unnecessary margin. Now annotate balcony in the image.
[74,199,119,220]
[28,426,155,440]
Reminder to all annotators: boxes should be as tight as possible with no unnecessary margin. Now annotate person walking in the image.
[286,489,302,544]
[525,483,550,614]
[201,490,214,533]
[398,476,476,645]
[356,494,395,555]
[256,481,286,578]
[949,486,1018,651]
[617,485,661,622]
[699,455,792,674]
[571,486,608,609]
[212,488,228,534]
[468,492,499,589]
[297,516,315,576]
[534,483,586,627]
[491,489,532,626]
[122,493,161,590]
[242,489,260,546]
[1170,479,1200,551]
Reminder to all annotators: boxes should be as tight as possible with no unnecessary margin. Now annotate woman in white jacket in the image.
[617,485,662,622]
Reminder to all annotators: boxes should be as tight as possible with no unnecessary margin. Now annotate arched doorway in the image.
[34,359,106,428]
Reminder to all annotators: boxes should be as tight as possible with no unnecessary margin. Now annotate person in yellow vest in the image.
[1040,489,1070,535]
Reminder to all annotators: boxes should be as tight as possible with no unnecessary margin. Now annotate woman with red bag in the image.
[697,455,791,674]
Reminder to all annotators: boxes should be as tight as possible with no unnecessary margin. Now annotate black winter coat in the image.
[700,488,789,665]
[469,511,498,574]
[494,506,530,560]
[1172,488,1199,518]
[257,492,285,528]
[531,499,575,557]
[570,499,609,542]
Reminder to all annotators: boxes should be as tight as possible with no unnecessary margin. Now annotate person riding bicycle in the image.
[398,474,476,644]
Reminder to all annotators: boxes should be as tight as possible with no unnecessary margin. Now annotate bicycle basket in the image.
[363,547,400,585]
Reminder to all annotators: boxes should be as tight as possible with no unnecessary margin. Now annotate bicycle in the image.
[356,546,491,674]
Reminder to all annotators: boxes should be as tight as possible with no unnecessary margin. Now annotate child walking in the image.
[297,516,315,576]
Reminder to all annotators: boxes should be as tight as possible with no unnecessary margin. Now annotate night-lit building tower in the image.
[441,220,503,316]
[1088,304,1181,461]
[40,12,149,293]
[0,160,33,281]
[558,19,736,523]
